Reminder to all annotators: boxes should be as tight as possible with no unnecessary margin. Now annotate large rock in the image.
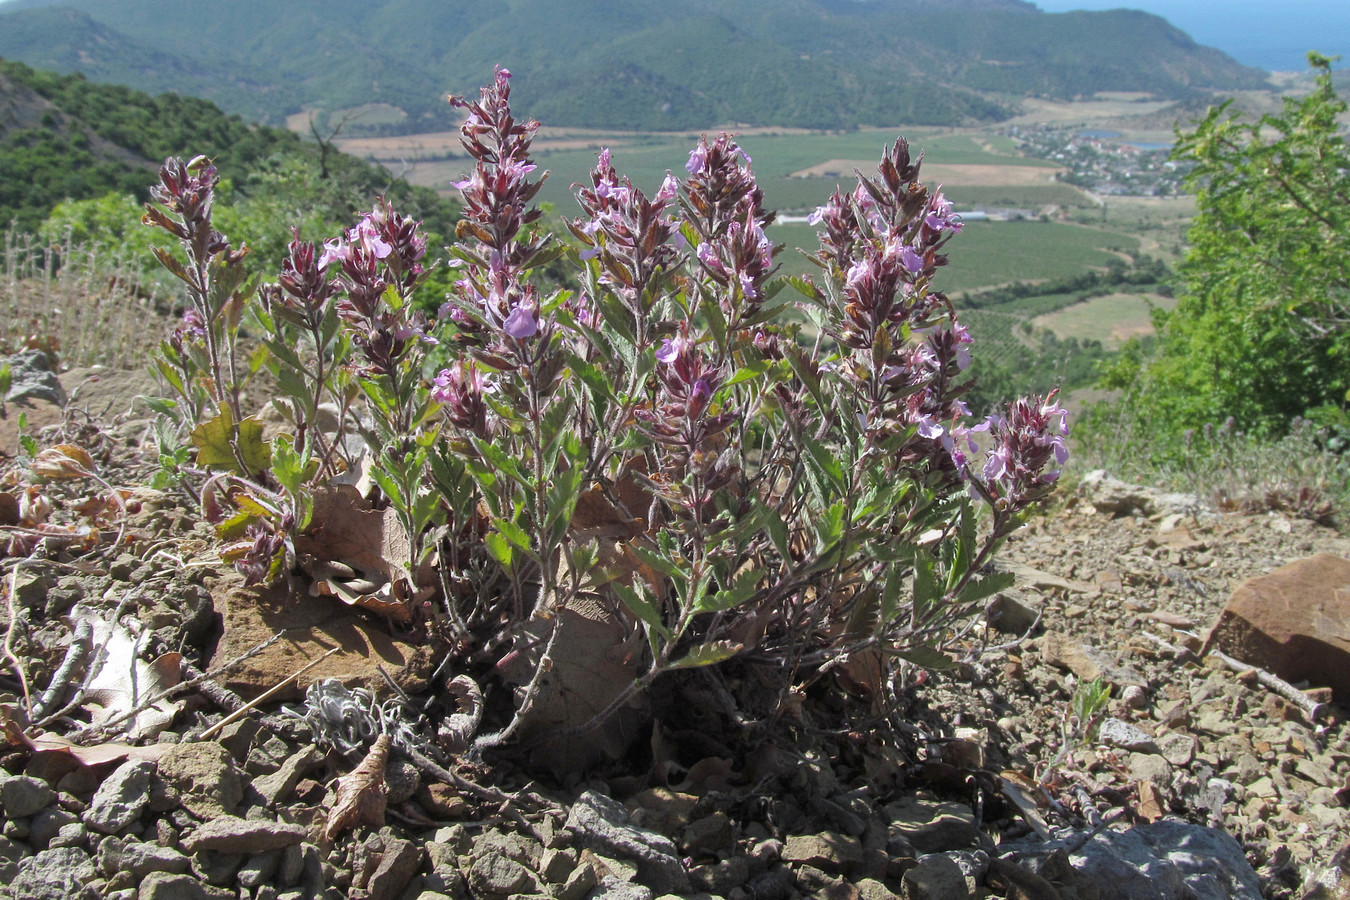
[209,577,433,701]
[154,741,242,819]
[1078,470,1201,518]
[84,758,153,834]
[5,350,66,407]
[1024,821,1260,900]
[566,790,689,894]
[1203,553,1350,702]
[12,846,99,900]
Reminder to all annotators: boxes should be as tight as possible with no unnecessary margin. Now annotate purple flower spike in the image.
[655,338,679,364]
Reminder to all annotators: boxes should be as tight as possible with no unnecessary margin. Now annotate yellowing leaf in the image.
[236,416,271,473]
[190,407,271,474]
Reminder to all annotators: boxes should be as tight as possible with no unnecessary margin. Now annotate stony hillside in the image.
[0,355,1344,900]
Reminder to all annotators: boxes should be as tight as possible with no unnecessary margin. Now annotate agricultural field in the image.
[1033,291,1179,349]
[336,113,1188,354]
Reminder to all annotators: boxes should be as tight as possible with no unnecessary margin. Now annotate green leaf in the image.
[613,582,670,639]
[801,432,846,496]
[912,552,941,617]
[785,343,827,410]
[143,397,178,418]
[150,246,193,285]
[369,466,401,509]
[957,571,1016,607]
[758,500,791,558]
[694,567,762,614]
[785,275,822,302]
[629,544,687,580]
[493,517,534,554]
[893,644,957,670]
[722,359,772,389]
[667,641,743,670]
[413,490,443,533]
[484,532,513,570]
[270,434,305,495]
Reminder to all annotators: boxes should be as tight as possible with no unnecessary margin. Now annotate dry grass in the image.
[1,231,178,371]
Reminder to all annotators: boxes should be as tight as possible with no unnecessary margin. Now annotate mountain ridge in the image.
[0,0,1270,132]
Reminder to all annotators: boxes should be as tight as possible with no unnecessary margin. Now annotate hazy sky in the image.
[1032,0,1349,72]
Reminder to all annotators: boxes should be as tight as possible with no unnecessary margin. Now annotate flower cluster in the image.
[430,361,488,439]
[442,67,558,380]
[695,208,776,303]
[450,68,545,258]
[682,134,778,327]
[322,201,433,377]
[570,149,682,331]
[266,235,340,332]
[636,330,740,509]
[683,134,767,238]
[964,390,1070,511]
[808,138,979,485]
[144,156,246,272]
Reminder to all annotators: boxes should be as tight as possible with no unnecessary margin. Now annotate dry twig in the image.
[200,647,339,740]
[1208,648,1329,721]
[31,619,92,721]
[2,561,34,714]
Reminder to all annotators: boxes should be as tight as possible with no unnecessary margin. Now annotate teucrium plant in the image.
[146,68,1069,744]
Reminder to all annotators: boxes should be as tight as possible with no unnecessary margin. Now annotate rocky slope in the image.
[0,359,1346,900]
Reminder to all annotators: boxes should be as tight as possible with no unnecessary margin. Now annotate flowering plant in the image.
[145,68,1067,756]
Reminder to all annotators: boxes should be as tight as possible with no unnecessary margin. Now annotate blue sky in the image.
[1032,0,1349,72]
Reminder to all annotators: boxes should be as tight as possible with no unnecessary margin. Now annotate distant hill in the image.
[0,0,1270,133]
[0,57,457,237]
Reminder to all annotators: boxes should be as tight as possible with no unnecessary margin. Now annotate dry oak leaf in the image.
[325,733,391,840]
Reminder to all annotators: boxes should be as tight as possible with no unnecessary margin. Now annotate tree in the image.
[1117,53,1350,446]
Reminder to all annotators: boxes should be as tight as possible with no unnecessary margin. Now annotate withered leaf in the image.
[32,444,96,480]
[1136,778,1167,822]
[76,608,184,740]
[325,733,390,840]
[437,675,483,754]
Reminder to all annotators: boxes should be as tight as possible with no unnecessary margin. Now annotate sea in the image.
[1032,0,1349,73]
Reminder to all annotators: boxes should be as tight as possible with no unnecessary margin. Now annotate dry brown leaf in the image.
[1000,773,1052,840]
[31,444,96,480]
[309,569,413,626]
[325,733,390,840]
[1135,778,1167,822]
[25,732,169,767]
[17,486,50,525]
[295,485,436,623]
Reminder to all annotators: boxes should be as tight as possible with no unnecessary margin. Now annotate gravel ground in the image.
[0,365,1346,900]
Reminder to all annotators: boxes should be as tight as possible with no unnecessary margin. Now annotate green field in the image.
[355,125,1177,354]
[415,127,1065,215]
[762,219,1139,291]
[1033,292,1178,349]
